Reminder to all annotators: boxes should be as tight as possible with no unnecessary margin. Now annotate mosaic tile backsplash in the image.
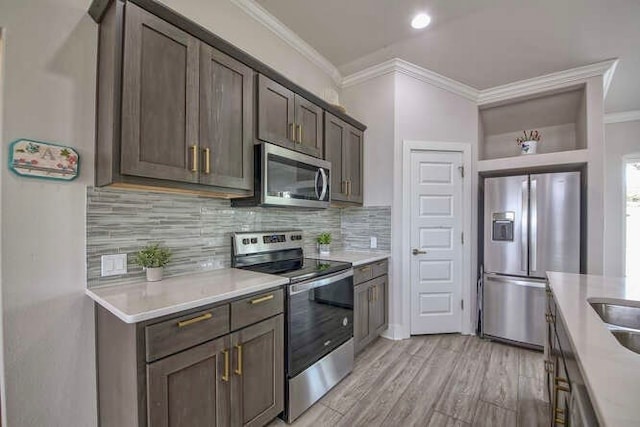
[86,187,391,287]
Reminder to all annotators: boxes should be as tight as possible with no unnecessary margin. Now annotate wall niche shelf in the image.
[477,148,588,173]
[478,85,587,164]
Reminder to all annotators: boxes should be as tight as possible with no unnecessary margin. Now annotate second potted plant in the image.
[516,130,541,155]
[134,243,172,282]
[317,232,332,255]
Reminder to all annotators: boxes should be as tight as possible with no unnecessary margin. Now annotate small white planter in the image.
[520,140,537,155]
[318,244,330,256]
[145,267,164,282]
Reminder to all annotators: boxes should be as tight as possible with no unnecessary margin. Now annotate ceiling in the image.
[255,0,640,113]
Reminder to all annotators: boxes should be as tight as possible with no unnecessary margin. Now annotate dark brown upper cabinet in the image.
[199,43,254,190]
[258,75,323,158]
[120,3,200,184]
[96,2,254,196]
[324,112,363,205]
[93,0,363,198]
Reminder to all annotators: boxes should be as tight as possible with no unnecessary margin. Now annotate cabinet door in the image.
[369,276,388,335]
[258,75,295,149]
[200,44,254,190]
[231,314,284,427]
[294,95,323,158]
[121,3,199,183]
[147,336,231,427]
[354,283,371,354]
[345,126,364,204]
[324,113,349,202]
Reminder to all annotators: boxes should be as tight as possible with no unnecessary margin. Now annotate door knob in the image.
[412,249,427,255]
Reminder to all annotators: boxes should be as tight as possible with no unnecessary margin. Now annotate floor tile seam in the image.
[478,396,519,413]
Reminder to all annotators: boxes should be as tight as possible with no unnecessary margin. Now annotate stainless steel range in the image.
[231,230,354,423]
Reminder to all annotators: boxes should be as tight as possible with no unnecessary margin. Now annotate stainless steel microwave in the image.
[232,143,331,208]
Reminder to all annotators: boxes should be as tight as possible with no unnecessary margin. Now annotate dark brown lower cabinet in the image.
[146,314,284,427]
[354,283,371,351]
[147,336,231,427]
[96,288,284,427]
[545,286,598,426]
[231,315,284,427]
[353,260,389,354]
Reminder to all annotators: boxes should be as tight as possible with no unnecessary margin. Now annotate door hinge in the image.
[458,165,465,178]
[461,300,464,310]
[461,232,464,245]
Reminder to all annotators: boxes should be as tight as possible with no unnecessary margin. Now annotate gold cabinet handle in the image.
[177,312,212,328]
[250,294,274,305]
[555,377,570,392]
[204,148,211,174]
[347,180,352,196]
[222,349,230,382]
[358,266,370,273]
[234,344,243,375]
[289,123,295,142]
[297,124,302,144]
[191,145,198,172]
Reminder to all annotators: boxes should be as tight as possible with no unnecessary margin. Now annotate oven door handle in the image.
[289,269,353,295]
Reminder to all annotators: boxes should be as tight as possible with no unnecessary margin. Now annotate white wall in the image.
[585,76,606,275]
[0,1,339,425]
[393,73,479,338]
[0,27,6,427]
[603,120,640,277]
[341,74,395,207]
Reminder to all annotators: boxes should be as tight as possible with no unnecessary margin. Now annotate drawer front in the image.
[353,264,373,285]
[231,289,284,331]
[371,259,388,279]
[145,305,229,362]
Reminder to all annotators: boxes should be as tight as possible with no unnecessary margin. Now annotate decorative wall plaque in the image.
[9,139,79,181]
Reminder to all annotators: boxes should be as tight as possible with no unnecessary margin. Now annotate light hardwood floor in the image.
[269,334,549,427]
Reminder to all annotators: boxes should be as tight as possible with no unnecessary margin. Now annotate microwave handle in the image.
[319,168,328,201]
[314,169,321,200]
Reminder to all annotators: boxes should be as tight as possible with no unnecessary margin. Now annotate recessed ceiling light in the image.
[411,13,431,29]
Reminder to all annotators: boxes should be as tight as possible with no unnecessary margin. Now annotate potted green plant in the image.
[133,243,172,282]
[317,232,332,255]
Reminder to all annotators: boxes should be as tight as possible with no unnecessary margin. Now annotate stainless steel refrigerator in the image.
[482,172,581,348]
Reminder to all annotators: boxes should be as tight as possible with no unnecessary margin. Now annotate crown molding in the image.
[230,0,342,86]
[477,59,619,106]
[604,110,640,124]
[342,58,479,101]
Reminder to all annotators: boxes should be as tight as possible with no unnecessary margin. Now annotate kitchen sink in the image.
[611,330,640,355]
[590,301,640,330]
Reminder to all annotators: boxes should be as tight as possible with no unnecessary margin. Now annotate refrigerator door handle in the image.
[530,178,538,273]
[521,179,529,273]
[484,273,546,288]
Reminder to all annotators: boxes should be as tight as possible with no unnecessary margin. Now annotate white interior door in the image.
[410,150,463,334]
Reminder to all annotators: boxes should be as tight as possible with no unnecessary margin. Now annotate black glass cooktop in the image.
[241,257,351,284]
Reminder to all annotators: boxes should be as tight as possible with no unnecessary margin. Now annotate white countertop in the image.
[547,272,640,426]
[314,250,390,266]
[86,268,288,324]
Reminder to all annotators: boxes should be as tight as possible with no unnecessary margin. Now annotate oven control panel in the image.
[232,230,304,256]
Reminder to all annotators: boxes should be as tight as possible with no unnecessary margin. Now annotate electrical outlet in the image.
[370,236,378,249]
[101,254,128,277]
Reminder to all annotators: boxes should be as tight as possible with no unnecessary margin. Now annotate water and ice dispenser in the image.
[492,212,515,241]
